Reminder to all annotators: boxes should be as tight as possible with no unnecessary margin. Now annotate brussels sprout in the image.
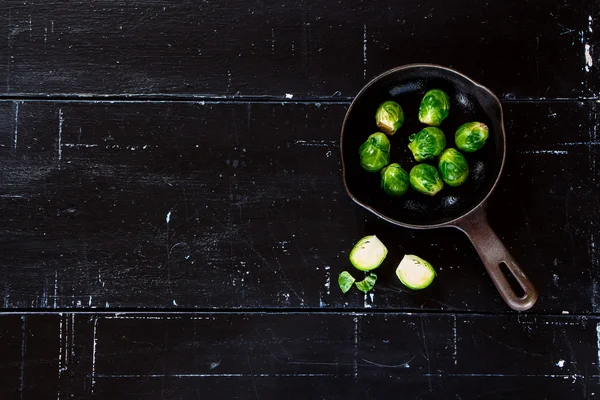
[409,164,444,196]
[338,271,356,294]
[359,132,391,172]
[418,89,450,126]
[349,235,388,271]
[375,101,405,136]
[396,255,436,290]
[355,273,377,293]
[438,148,469,187]
[380,163,410,197]
[455,122,489,152]
[408,127,447,162]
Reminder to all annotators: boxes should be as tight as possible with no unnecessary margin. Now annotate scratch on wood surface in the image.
[520,150,568,155]
[95,373,338,378]
[247,355,260,400]
[453,316,458,365]
[91,317,98,394]
[58,313,63,399]
[53,270,58,309]
[20,316,27,399]
[596,323,600,373]
[13,101,19,151]
[353,316,359,382]
[293,139,337,147]
[57,109,63,163]
[363,24,367,79]
[420,318,432,392]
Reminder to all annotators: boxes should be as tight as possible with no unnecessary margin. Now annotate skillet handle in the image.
[455,207,538,311]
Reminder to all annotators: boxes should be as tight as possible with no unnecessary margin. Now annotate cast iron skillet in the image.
[340,64,537,311]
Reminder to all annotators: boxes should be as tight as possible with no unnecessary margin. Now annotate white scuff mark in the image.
[319,294,325,308]
[353,316,359,381]
[363,292,371,308]
[105,302,109,308]
[557,360,565,368]
[562,311,569,314]
[324,270,330,295]
[58,314,63,380]
[210,361,221,370]
[285,93,293,99]
[363,24,367,79]
[20,316,27,396]
[324,266,330,270]
[76,300,81,307]
[271,28,275,53]
[585,43,593,72]
[95,373,338,378]
[282,293,290,302]
[53,271,58,309]
[88,296,92,307]
[62,143,98,148]
[560,141,600,146]
[589,15,594,33]
[453,315,458,365]
[369,292,374,303]
[520,150,568,155]
[166,211,172,224]
[91,317,98,394]
[294,139,337,147]
[51,20,54,33]
[553,274,559,285]
[57,109,63,162]
[44,27,47,43]
[13,101,19,151]
[173,299,178,306]
[325,150,332,157]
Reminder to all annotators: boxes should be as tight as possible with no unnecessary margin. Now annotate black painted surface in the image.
[0,0,597,99]
[0,0,598,397]
[0,312,599,399]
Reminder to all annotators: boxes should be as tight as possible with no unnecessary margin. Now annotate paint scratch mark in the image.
[58,313,63,399]
[520,150,568,155]
[421,318,432,392]
[91,317,98,394]
[166,211,172,224]
[53,270,58,309]
[20,316,27,400]
[293,139,337,147]
[585,44,593,72]
[453,316,458,365]
[57,109,63,163]
[13,101,19,151]
[353,316,359,382]
[363,24,367,79]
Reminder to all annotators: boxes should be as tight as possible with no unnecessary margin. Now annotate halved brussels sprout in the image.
[380,163,410,197]
[418,89,450,126]
[359,132,391,172]
[408,127,447,162]
[409,164,444,196]
[438,148,469,187]
[349,235,388,271]
[396,255,436,290]
[375,101,404,136]
[455,122,489,152]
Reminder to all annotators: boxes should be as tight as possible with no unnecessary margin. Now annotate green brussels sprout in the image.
[409,164,444,196]
[408,127,447,162]
[375,101,405,136]
[380,163,410,197]
[396,255,436,290]
[455,122,489,152]
[418,89,450,126]
[359,132,391,172]
[438,148,469,187]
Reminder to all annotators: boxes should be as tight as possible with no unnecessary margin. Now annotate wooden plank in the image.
[0,0,597,98]
[0,100,597,312]
[0,312,599,398]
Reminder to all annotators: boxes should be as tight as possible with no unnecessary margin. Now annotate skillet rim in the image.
[340,63,507,229]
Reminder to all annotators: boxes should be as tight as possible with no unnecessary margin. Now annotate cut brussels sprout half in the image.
[338,271,356,294]
[455,122,489,153]
[408,127,447,162]
[349,235,388,271]
[375,101,405,136]
[438,148,469,187]
[396,255,436,290]
[409,164,444,196]
[355,273,377,293]
[380,163,410,197]
[418,89,450,126]
[359,132,391,172]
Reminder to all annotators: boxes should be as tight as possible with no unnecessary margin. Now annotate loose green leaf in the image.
[358,132,391,172]
[338,271,356,294]
[355,273,377,293]
[455,121,489,152]
[418,89,450,126]
[396,255,436,290]
[438,148,469,187]
[375,101,405,136]
[409,164,444,196]
[349,235,388,271]
[407,127,447,162]
[380,163,410,197]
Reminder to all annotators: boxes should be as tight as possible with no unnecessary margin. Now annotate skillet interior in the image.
[341,65,504,227]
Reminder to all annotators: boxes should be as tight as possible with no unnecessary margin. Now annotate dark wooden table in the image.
[1,1,599,398]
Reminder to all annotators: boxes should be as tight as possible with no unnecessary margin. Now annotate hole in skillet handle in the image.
[341,64,504,228]
[499,261,526,299]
